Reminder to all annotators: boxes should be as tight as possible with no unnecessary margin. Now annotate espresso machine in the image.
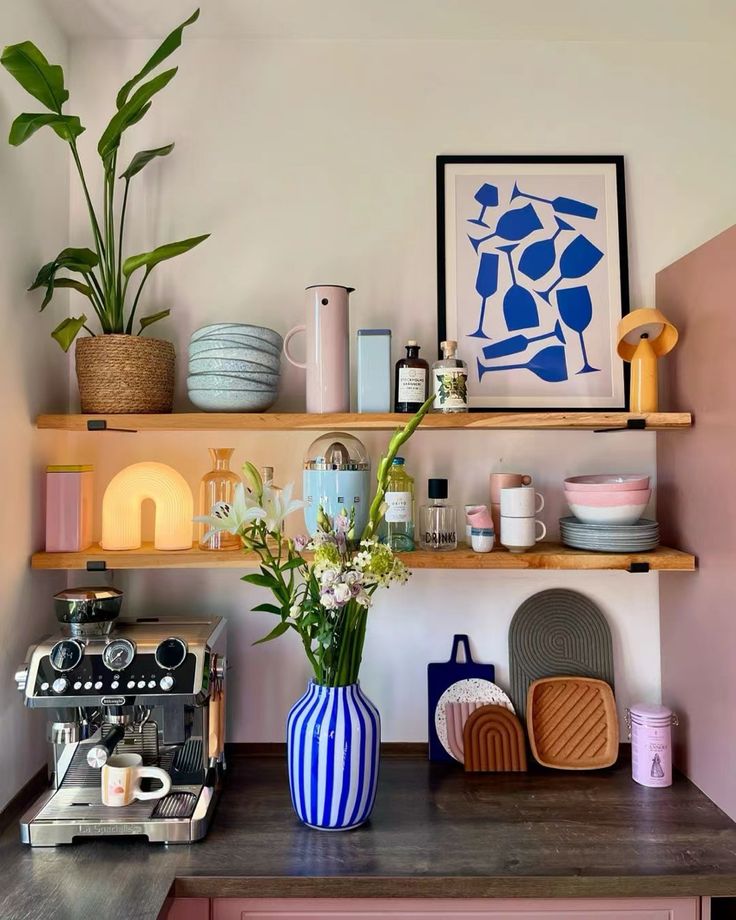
[15,587,227,846]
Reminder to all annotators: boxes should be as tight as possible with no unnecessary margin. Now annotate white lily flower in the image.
[261,482,306,533]
[321,591,338,610]
[194,482,266,538]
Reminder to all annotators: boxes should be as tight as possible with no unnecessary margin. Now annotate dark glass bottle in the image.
[394,340,429,413]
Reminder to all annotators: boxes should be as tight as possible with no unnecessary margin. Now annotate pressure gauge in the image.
[49,640,83,672]
[155,637,188,671]
[102,638,136,672]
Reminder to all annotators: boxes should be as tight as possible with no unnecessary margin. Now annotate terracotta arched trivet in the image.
[462,704,527,772]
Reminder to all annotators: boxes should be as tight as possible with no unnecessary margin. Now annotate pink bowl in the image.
[564,474,650,493]
[563,488,651,507]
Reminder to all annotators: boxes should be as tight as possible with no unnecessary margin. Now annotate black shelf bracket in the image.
[627,561,650,574]
[86,419,138,433]
[594,418,647,434]
[86,560,107,572]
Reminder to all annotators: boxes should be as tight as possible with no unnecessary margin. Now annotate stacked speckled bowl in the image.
[187,323,283,412]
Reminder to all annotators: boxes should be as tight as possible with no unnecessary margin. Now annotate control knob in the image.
[159,675,175,692]
[51,677,69,694]
[14,666,28,692]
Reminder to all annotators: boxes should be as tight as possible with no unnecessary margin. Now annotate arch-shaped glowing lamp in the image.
[101,462,194,551]
[616,308,678,413]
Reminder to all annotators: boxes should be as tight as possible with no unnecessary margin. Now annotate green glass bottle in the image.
[379,457,415,551]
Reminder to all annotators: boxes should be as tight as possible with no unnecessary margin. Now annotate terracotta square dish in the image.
[526,676,619,770]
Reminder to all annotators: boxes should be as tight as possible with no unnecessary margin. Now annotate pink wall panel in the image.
[657,224,736,819]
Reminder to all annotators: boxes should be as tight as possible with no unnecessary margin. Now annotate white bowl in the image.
[187,372,280,391]
[188,388,277,412]
[566,502,649,525]
[191,324,282,349]
[189,355,280,375]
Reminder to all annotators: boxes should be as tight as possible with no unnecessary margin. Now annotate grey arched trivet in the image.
[509,588,614,717]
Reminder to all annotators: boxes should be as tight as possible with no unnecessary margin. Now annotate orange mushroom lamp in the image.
[616,308,679,413]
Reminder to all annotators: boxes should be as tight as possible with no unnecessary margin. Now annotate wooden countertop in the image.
[3,751,736,920]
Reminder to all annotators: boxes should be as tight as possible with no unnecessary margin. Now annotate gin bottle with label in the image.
[432,340,468,413]
[419,478,457,551]
[379,457,415,551]
[395,341,429,413]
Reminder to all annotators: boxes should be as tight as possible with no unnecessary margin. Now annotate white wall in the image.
[61,29,735,741]
[0,1,70,809]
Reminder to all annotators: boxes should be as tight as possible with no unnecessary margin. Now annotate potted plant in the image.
[1,9,207,413]
[196,395,434,830]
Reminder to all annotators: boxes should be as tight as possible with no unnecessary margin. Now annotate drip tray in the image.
[36,785,202,822]
[152,792,197,819]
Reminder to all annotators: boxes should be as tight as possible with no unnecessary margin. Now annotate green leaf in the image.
[251,603,283,615]
[29,248,99,309]
[280,558,304,571]
[120,143,174,180]
[98,68,178,166]
[116,9,200,109]
[52,278,93,299]
[252,621,290,646]
[241,573,278,589]
[138,309,171,333]
[51,315,87,352]
[122,234,209,278]
[9,112,84,145]
[1,42,68,113]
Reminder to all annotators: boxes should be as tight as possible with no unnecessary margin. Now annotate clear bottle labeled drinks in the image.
[379,457,415,551]
[395,340,429,413]
[419,478,457,551]
[432,340,468,413]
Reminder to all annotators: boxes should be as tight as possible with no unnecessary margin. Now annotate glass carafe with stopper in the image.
[199,448,241,550]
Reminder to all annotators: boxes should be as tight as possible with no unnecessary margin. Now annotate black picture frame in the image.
[437,155,630,412]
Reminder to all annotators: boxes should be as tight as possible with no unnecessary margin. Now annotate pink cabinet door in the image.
[160,898,210,920]
[212,897,701,920]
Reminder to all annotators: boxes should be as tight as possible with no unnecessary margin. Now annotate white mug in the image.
[500,486,544,518]
[101,753,171,807]
[500,515,547,553]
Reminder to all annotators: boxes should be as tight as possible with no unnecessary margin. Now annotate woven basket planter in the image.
[75,335,175,414]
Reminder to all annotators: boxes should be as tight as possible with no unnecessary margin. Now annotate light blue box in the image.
[357,329,391,413]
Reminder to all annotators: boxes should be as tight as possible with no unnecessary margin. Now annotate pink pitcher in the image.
[284,284,353,413]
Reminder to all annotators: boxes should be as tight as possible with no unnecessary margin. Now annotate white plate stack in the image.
[559,516,660,552]
[187,323,283,412]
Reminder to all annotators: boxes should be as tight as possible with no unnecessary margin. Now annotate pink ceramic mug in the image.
[490,472,532,504]
[466,506,495,530]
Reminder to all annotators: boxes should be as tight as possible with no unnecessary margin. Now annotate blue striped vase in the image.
[286,681,380,830]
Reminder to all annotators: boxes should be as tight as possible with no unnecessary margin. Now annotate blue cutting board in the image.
[427,634,496,762]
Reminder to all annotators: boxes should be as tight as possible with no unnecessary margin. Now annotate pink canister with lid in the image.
[627,703,678,788]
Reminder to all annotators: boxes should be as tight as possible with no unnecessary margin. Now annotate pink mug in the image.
[467,506,494,530]
[284,284,353,413]
[490,472,533,504]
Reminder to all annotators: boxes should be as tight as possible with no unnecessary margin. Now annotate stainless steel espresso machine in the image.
[15,587,227,846]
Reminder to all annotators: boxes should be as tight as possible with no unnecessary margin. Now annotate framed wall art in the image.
[437,155,630,411]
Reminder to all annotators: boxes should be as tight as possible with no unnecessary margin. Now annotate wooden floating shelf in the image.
[36,411,693,432]
[31,542,695,572]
